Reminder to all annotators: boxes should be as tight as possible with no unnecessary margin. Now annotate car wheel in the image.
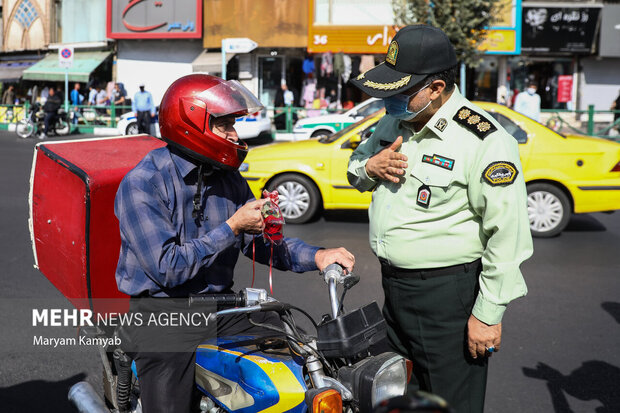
[267,174,320,224]
[16,120,35,139]
[126,122,139,135]
[311,129,332,138]
[527,183,571,238]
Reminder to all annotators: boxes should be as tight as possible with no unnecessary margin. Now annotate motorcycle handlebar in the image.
[188,292,245,309]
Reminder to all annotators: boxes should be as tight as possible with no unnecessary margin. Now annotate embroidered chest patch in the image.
[417,184,431,208]
[453,106,497,139]
[482,161,518,186]
[416,185,431,208]
[422,154,455,170]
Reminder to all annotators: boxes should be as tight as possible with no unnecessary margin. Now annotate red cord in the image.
[269,243,273,294]
[251,238,255,288]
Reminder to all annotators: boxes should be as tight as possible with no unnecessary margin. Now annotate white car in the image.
[117,109,273,143]
[292,98,384,140]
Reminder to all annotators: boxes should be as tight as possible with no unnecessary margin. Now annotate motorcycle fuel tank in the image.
[195,335,307,413]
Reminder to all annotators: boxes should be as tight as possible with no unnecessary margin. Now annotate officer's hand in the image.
[226,199,269,236]
[365,136,408,184]
[314,247,355,274]
[467,315,501,359]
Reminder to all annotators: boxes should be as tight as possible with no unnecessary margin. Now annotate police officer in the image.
[347,25,533,412]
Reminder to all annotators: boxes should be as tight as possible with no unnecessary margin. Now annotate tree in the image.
[392,0,506,67]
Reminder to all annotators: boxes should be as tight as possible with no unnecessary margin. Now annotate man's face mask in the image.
[527,87,536,95]
[383,83,431,121]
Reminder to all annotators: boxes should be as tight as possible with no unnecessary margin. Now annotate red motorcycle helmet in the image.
[159,74,264,170]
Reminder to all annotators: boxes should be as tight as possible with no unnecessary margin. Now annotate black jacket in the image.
[43,94,62,113]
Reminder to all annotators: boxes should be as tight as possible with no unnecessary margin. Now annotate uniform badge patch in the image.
[417,184,431,208]
[422,154,454,170]
[482,161,518,186]
[434,118,447,132]
[453,106,497,139]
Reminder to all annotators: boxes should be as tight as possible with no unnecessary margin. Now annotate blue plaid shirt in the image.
[114,146,320,297]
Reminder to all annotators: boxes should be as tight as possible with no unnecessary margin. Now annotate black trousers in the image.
[125,297,281,413]
[136,110,151,134]
[380,259,488,413]
[43,112,57,134]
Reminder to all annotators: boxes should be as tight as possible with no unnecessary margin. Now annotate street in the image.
[0,130,619,413]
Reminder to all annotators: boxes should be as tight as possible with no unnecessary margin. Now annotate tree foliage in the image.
[392,0,505,67]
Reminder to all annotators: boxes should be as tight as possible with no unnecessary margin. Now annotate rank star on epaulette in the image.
[452,106,497,139]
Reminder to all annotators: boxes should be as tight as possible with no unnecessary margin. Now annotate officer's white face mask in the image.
[527,87,536,95]
[383,83,431,121]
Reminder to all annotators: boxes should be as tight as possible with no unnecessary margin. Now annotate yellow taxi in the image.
[240,103,620,237]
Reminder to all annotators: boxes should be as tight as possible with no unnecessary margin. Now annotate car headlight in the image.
[238,162,249,172]
[340,353,408,411]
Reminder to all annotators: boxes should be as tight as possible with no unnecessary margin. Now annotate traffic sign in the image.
[222,38,258,54]
[59,46,74,69]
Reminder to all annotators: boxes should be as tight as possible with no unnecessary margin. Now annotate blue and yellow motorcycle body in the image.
[195,335,308,413]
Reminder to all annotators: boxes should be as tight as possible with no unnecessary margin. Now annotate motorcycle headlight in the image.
[371,356,408,407]
[343,353,408,411]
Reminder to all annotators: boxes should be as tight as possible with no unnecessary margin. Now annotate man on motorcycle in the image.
[114,74,355,413]
[40,87,62,139]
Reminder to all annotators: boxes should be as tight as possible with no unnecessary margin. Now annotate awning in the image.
[0,60,39,82]
[192,51,235,74]
[22,51,112,82]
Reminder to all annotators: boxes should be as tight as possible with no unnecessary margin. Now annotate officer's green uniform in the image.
[347,88,533,412]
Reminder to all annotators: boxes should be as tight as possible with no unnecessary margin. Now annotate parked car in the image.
[117,109,273,143]
[240,102,620,237]
[292,98,384,140]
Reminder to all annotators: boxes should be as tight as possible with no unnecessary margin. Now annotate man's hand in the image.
[226,198,269,236]
[365,136,408,183]
[315,248,355,274]
[467,315,501,359]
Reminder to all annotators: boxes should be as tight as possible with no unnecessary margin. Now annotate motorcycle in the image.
[68,264,413,413]
[15,103,70,139]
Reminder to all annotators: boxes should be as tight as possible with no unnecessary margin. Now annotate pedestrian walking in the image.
[132,83,155,134]
[2,85,15,105]
[348,25,533,412]
[70,83,83,125]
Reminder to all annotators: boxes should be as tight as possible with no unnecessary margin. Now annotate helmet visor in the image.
[197,80,264,117]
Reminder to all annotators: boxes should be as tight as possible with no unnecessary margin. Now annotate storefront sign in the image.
[521,4,601,54]
[557,75,572,103]
[308,25,399,54]
[599,4,620,58]
[480,0,522,55]
[107,0,202,39]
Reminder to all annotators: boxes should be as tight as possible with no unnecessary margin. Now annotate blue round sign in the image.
[61,48,72,59]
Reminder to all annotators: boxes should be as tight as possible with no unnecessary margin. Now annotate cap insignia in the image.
[452,106,497,139]
[386,41,399,65]
[363,75,411,91]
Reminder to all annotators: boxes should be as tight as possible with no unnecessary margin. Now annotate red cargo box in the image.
[29,135,166,314]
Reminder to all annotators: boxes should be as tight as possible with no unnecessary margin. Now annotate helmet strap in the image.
[192,164,206,222]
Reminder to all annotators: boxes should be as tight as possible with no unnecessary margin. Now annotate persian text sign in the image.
[308,25,399,54]
[107,0,202,39]
[557,75,573,103]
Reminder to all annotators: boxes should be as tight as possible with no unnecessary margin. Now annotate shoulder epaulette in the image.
[452,106,497,140]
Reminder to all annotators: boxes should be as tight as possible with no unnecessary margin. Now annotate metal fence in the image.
[2,102,619,141]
